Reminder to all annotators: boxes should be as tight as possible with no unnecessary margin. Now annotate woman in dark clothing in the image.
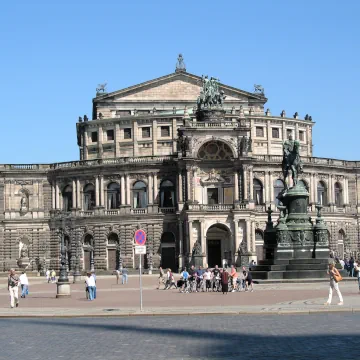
[221,268,229,294]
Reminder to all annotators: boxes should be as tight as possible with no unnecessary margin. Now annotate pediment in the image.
[94,72,266,104]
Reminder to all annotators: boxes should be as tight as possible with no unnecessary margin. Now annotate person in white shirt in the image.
[355,261,360,292]
[85,272,96,300]
[203,269,212,292]
[45,269,50,283]
[19,271,29,298]
[339,259,345,269]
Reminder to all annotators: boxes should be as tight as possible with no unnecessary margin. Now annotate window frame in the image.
[91,131,98,143]
[141,127,151,139]
[106,129,114,141]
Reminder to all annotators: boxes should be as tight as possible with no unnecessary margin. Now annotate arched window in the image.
[108,233,119,245]
[107,182,120,209]
[83,184,95,211]
[317,181,327,205]
[274,179,285,205]
[62,185,72,212]
[160,180,175,208]
[298,180,309,192]
[133,181,147,208]
[84,234,93,246]
[253,179,263,205]
[337,230,345,259]
[334,182,342,207]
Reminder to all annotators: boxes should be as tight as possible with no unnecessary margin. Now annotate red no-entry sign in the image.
[134,229,146,246]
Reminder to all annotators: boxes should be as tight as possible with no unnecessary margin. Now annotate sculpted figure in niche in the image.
[20,243,29,258]
[20,195,28,211]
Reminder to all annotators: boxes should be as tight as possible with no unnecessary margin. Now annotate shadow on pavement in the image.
[3,315,359,359]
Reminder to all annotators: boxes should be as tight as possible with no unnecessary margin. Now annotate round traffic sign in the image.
[134,229,146,246]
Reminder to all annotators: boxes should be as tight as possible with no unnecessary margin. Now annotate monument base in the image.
[56,282,71,298]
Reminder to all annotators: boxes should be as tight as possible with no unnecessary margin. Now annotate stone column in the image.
[152,120,157,155]
[295,123,299,141]
[153,173,158,204]
[282,121,287,141]
[200,220,206,256]
[98,127,103,157]
[55,182,60,209]
[246,220,251,253]
[328,174,332,205]
[234,172,239,201]
[264,172,269,203]
[269,172,274,203]
[76,179,81,209]
[172,119,177,153]
[243,166,248,201]
[120,175,125,205]
[52,182,56,210]
[72,180,76,209]
[267,120,271,154]
[100,176,104,207]
[115,123,120,157]
[188,220,194,253]
[83,130,88,160]
[251,220,256,253]
[178,221,184,269]
[178,172,183,203]
[186,169,192,202]
[193,167,197,202]
[344,178,349,204]
[248,166,254,202]
[234,220,240,263]
[126,174,131,205]
[95,176,100,207]
[307,125,312,156]
[148,174,153,205]
[133,121,138,157]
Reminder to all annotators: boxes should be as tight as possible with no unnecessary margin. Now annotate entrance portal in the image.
[206,224,231,268]
[207,240,221,268]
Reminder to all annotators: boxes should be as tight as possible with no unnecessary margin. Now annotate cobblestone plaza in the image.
[0,56,359,273]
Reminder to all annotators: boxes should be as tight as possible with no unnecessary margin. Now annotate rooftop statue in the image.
[175,53,186,72]
[197,75,226,110]
[254,84,265,95]
[282,134,303,189]
[96,83,107,93]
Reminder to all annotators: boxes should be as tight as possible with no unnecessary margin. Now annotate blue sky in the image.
[0,0,359,163]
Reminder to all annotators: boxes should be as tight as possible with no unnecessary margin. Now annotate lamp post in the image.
[73,238,81,283]
[56,221,71,298]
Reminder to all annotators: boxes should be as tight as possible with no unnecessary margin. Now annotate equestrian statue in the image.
[282,134,303,189]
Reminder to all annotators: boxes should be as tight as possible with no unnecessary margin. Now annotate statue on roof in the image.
[197,75,226,110]
[282,134,303,189]
[96,83,107,93]
[175,54,186,72]
[254,84,264,95]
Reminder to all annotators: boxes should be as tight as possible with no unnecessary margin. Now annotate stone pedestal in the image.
[56,282,71,298]
[191,255,205,267]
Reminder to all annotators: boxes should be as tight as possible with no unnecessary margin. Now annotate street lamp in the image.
[73,238,81,283]
[56,222,71,298]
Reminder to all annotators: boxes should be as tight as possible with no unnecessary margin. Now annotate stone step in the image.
[251,265,287,271]
[251,271,285,280]
[258,260,289,265]
[289,259,328,265]
[282,270,328,279]
[286,264,328,271]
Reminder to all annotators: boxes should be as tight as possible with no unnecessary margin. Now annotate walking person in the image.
[230,265,237,292]
[121,266,128,285]
[203,268,212,292]
[115,269,120,285]
[19,271,29,298]
[51,269,56,283]
[221,268,229,294]
[157,267,164,289]
[85,272,96,301]
[355,261,360,293]
[91,271,97,299]
[324,264,344,306]
[8,269,20,308]
[45,269,50,283]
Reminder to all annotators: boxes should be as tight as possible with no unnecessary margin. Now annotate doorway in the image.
[207,240,221,268]
[161,247,176,270]
[84,251,91,271]
[108,249,116,270]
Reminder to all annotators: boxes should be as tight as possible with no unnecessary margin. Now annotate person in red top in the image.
[220,268,229,294]
[230,265,237,292]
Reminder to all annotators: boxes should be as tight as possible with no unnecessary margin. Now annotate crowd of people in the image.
[157,264,254,294]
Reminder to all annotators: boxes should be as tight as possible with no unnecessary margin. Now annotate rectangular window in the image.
[91,132,98,143]
[106,129,114,141]
[124,128,132,139]
[286,129,293,138]
[256,127,264,137]
[161,126,170,137]
[223,187,234,204]
[272,128,279,138]
[299,131,304,141]
[142,127,151,138]
[207,188,219,205]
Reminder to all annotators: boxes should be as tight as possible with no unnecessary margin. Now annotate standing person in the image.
[164,268,172,289]
[121,266,128,285]
[196,266,204,292]
[180,267,189,292]
[339,258,345,269]
[355,261,360,293]
[45,269,50,283]
[91,271,97,299]
[204,268,212,292]
[212,265,220,291]
[324,264,344,306]
[85,272,96,301]
[230,265,237,292]
[19,271,29,298]
[157,267,164,289]
[221,268,229,295]
[115,269,120,285]
[51,269,56,283]
[349,257,355,277]
[243,266,254,292]
[8,269,20,308]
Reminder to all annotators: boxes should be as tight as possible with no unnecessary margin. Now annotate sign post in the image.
[134,229,147,311]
